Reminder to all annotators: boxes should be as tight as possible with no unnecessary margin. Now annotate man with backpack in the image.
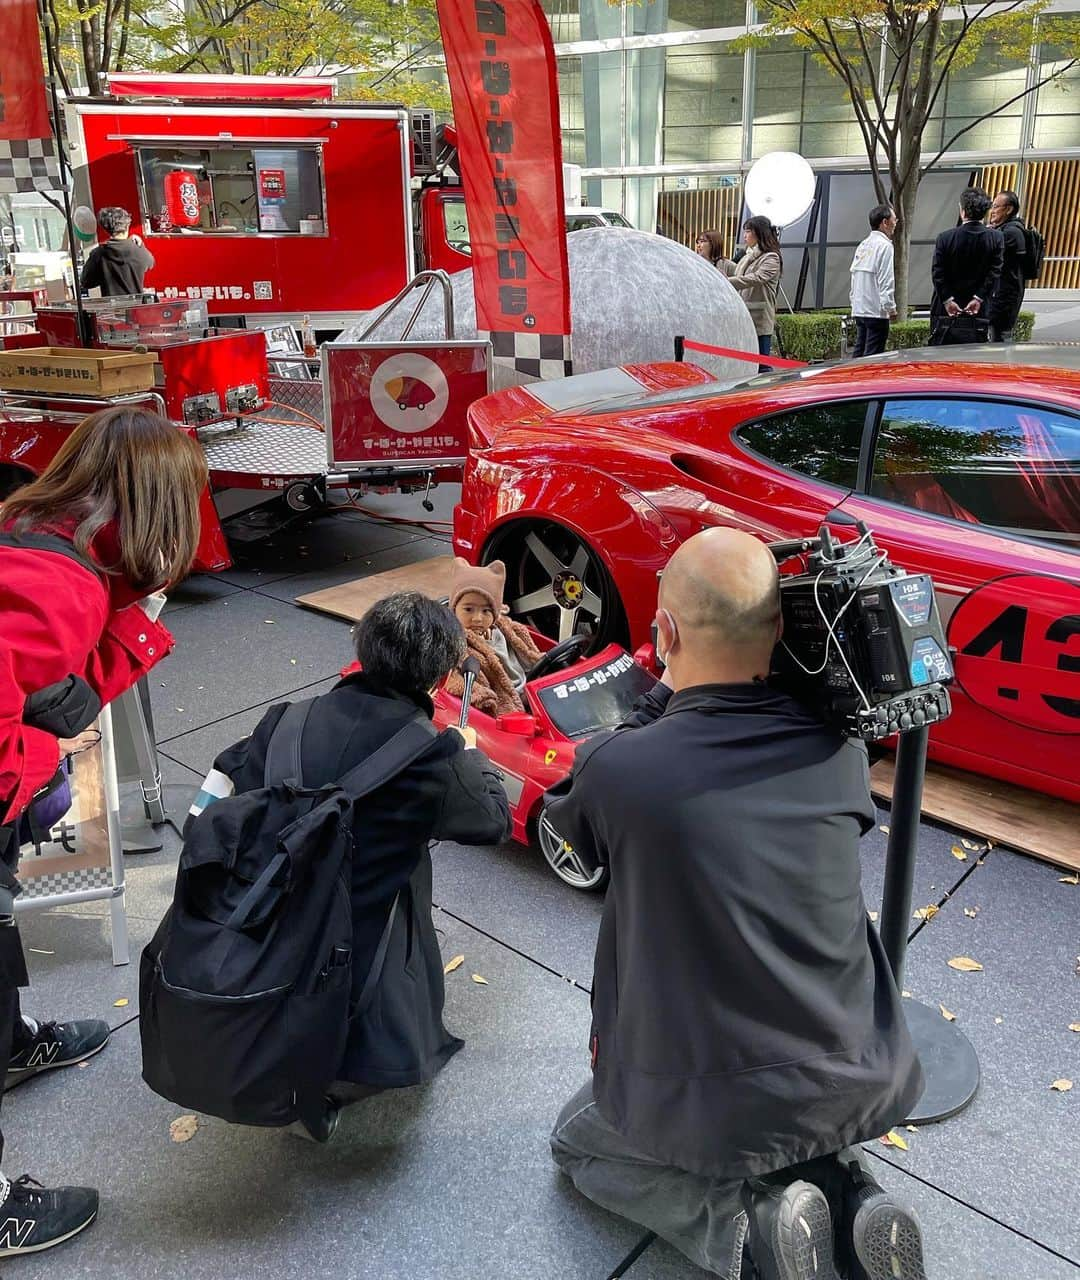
[929,186,1004,346]
[988,191,1032,343]
[141,592,509,1139]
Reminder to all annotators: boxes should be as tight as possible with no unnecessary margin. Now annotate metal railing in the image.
[355,269,456,342]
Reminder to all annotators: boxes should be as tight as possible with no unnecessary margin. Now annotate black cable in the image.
[605,1231,658,1279]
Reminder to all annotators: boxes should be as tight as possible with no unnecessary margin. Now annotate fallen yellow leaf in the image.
[879,825,890,835]
[113,997,129,1008]
[905,1125,919,1134]
[880,1130,909,1150]
[963,907,979,918]
[471,973,489,985]
[1050,1079,1073,1093]
[1059,873,1079,885]
[939,1004,957,1022]
[1068,1023,1080,1033]
[961,838,979,850]
[947,956,984,972]
[169,1114,198,1143]
[443,954,465,975]
[951,845,968,861]
[913,905,939,921]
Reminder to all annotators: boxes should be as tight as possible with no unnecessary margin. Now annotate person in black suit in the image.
[929,187,1004,345]
[987,190,1028,342]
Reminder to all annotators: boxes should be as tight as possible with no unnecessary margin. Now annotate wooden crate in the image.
[0,346,157,396]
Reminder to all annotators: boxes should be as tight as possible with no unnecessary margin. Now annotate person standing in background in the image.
[694,230,725,267]
[987,191,1028,343]
[929,187,1003,345]
[721,216,782,371]
[79,207,154,297]
[849,205,897,356]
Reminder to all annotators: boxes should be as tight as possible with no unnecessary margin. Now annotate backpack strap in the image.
[263,699,316,788]
[335,715,438,805]
[0,531,103,578]
[352,890,402,1017]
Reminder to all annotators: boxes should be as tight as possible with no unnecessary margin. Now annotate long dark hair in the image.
[744,215,782,267]
[2,407,208,590]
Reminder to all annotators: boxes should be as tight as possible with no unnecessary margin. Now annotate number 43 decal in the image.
[948,575,1080,733]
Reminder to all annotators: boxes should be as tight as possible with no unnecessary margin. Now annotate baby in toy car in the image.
[446,559,542,717]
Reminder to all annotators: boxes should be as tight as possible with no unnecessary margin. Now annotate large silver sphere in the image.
[340,228,759,387]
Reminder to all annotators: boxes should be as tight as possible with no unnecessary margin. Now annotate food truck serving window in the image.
[134,144,326,236]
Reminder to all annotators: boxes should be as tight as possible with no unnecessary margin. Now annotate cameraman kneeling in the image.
[547,529,926,1280]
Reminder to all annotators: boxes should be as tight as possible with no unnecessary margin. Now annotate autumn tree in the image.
[45,0,448,109]
[746,1,1080,314]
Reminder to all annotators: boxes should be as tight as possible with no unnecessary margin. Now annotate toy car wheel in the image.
[489,521,629,652]
[538,808,608,892]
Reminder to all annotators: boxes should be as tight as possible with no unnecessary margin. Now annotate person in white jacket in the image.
[849,204,897,356]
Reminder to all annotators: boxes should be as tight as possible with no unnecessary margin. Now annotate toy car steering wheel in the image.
[525,634,592,682]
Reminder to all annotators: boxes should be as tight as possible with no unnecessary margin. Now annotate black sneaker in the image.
[0,1175,98,1256]
[748,1179,842,1280]
[4,1018,110,1092]
[840,1156,928,1280]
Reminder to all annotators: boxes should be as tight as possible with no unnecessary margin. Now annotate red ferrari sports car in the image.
[453,346,1080,806]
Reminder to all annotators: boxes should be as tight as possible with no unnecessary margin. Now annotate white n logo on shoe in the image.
[23,1040,60,1068]
[0,1217,36,1250]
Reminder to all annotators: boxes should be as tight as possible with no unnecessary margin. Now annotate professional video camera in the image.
[769,523,953,742]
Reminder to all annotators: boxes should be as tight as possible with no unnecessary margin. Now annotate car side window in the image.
[735,400,867,489]
[870,398,1080,548]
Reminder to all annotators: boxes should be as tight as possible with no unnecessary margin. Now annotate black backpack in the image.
[1020,220,1045,281]
[139,698,435,1137]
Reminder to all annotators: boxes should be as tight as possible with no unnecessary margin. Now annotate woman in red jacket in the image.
[0,406,206,1259]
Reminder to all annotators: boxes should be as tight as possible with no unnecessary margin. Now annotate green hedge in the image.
[774,312,843,362]
[886,310,1035,350]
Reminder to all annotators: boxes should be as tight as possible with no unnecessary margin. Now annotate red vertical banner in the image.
[0,0,61,193]
[436,0,573,381]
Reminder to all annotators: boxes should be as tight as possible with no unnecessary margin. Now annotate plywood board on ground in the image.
[296,556,454,623]
[870,757,1078,872]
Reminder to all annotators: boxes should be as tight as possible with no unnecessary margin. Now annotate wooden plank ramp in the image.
[870,757,1078,873]
[296,556,454,623]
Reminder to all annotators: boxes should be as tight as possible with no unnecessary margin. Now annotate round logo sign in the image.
[370,353,449,436]
[947,573,1080,735]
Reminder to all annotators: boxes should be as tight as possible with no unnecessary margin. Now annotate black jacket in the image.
[930,221,1004,320]
[205,672,509,1079]
[990,216,1028,325]
[80,238,155,296]
[546,681,922,1180]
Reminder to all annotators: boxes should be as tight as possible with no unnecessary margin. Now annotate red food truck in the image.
[64,72,471,330]
[0,76,489,554]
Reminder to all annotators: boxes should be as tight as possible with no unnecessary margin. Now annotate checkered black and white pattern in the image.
[485,330,573,381]
[0,136,62,195]
[19,866,111,900]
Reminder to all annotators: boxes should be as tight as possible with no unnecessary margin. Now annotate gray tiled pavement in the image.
[8,492,1078,1279]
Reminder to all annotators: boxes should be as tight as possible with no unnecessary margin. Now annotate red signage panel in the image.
[436,0,571,340]
[325,342,491,469]
[0,0,52,142]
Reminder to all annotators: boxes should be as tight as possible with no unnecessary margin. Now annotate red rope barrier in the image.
[681,337,807,370]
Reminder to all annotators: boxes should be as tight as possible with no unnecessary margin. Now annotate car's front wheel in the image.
[487,520,629,652]
[537,808,608,892]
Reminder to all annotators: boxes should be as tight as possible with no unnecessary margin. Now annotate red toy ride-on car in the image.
[432,631,658,891]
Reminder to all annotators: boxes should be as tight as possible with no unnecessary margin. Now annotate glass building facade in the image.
[541,0,1080,292]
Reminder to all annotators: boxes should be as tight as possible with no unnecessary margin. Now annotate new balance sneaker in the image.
[839,1155,928,1280]
[747,1179,842,1280]
[0,1174,98,1256]
[4,1018,110,1092]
